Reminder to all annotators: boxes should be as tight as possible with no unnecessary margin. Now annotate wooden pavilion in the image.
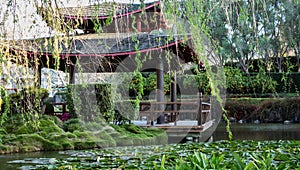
[7,1,216,142]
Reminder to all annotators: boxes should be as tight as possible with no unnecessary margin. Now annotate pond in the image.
[213,122,300,141]
[1,123,300,169]
[0,151,69,170]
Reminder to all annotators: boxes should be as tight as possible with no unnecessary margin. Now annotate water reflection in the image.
[0,151,68,170]
[1,123,300,169]
[213,123,300,141]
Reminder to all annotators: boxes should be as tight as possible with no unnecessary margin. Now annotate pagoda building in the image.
[9,1,197,86]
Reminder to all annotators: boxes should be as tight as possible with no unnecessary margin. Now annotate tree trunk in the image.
[297,46,300,72]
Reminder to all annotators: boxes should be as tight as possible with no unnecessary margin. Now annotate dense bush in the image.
[224,67,300,95]
[129,72,171,97]
[128,67,294,98]
[224,99,259,121]
[66,84,114,122]
[225,97,300,123]
[253,97,300,122]
[129,71,211,97]
[1,87,48,115]
[63,118,82,132]
[269,72,300,93]
[0,113,168,154]
[225,67,277,95]
[114,100,139,125]
[181,72,211,95]
[224,67,247,94]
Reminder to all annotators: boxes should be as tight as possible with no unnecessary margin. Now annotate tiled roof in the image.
[11,32,191,57]
[59,1,160,19]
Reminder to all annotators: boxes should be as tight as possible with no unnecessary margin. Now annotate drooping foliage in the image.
[0,0,299,144]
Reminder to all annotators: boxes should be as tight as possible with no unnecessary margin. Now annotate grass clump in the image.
[0,109,167,154]
[111,124,167,146]
[63,118,82,132]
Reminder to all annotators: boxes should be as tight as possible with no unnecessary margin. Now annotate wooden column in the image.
[197,92,203,126]
[137,17,142,32]
[156,57,165,124]
[68,64,75,84]
[68,57,76,84]
[37,64,42,87]
[170,72,177,125]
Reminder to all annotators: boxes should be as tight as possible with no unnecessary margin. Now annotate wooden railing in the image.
[5,88,18,93]
[139,94,211,126]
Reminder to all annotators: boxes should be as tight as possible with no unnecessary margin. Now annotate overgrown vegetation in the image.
[9,140,300,169]
[129,67,297,97]
[0,0,300,162]
[66,84,114,122]
[225,97,300,123]
[130,72,172,98]
[0,87,48,115]
[0,83,167,155]
[0,114,167,154]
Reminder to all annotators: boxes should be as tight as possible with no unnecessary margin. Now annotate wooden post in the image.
[156,57,165,124]
[68,58,76,84]
[68,65,75,84]
[170,72,177,125]
[197,92,202,126]
[150,102,154,126]
[137,17,142,32]
[37,64,42,87]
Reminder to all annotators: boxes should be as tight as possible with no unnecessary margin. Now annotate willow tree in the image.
[0,0,230,141]
[201,0,299,73]
[280,1,300,72]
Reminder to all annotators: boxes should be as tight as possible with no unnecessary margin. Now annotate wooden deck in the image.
[134,120,215,142]
[136,120,213,132]
[135,94,213,141]
[135,94,214,142]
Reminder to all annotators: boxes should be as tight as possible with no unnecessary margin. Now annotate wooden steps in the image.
[138,120,215,141]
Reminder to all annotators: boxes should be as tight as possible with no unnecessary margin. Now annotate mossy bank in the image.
[0,114,167,154]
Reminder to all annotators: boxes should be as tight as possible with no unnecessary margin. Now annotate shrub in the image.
[2,114,37,133]
[15,119,63,135]
[224,67,277,95]
[3,87,48,115]
[254,97,300,122]
[56,113,71,121]
[63,118,82,132]
[182,72,210,95]
[270,72,300,93]
[129,72,172,98]
[224,99,259,121]
[225,97,300,123]
[66,84,114,122]
[114,100,139,125]
[224,67,247,94]
[43,102,54,114]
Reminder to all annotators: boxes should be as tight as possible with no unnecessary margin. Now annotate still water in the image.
[0,151,68,170]
[213,123,300,141]
[1,123,300,169]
